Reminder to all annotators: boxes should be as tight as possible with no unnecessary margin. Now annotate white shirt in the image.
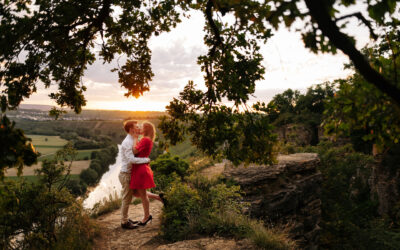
[120,134,150,173]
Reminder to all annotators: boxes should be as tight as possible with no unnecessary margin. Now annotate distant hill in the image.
[19,104,53,111]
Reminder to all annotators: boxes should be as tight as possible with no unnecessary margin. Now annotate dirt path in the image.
[93,162,254,249]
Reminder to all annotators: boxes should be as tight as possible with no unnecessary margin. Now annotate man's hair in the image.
[123,120,137,133]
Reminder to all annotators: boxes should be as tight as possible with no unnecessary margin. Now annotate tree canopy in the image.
[1,0,400,167]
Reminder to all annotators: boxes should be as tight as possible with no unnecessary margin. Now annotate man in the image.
[119,120,150,229]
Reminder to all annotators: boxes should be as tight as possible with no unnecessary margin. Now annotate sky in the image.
[22,5,372,112]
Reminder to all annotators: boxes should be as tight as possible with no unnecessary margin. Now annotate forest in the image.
[1,0,400,249]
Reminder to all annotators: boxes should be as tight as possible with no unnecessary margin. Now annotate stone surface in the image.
[369,162,400,216]
[223,153,322,249]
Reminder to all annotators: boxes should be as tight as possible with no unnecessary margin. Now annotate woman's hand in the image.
[132,145,139,155]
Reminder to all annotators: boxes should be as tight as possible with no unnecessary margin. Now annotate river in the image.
[83,145,123,209]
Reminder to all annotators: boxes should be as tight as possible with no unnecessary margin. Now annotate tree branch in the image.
[206,0,223,50]
[335,12,377,40]
[305,0,400,106]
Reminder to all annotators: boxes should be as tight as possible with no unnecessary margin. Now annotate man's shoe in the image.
[121,221,139,229]
[159,193,168,207]
[129,219,140,224]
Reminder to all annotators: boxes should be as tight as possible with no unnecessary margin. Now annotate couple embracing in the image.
[118,120,165,230]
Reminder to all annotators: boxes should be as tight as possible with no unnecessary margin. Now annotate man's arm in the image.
[122,144,150,164]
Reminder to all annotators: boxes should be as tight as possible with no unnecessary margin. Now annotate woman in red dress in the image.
[130,122,163,226]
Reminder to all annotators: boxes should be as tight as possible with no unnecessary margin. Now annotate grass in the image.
[5,174,80,184]
[205,212,296,250]
[27,134,67,159]
[90,194,142,218]
[27,134,68,146]
[169,138,197,160]
[90,192,121,218]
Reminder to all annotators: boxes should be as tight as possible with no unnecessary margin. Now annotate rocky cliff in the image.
[223,153,321,249]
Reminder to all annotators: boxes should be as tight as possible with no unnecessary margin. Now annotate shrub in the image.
[160,180,202,241]
[316,142,400,249]
[90,151,99,159]
[151,153,189,177]
[89,161,102,175]
[160,174,295,249]
[0,146,98,249]
[66,179,87,196]
[80,168,98,186]
[151,153,190,191]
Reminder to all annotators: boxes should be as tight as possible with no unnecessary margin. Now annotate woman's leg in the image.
[146,191,161,201]
[132,189,140,197]
[137,189,150,221]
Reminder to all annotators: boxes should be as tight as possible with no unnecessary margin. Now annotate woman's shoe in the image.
[159,193,168,207]
[138,215,152,226]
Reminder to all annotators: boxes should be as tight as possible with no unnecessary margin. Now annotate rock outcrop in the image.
[223,153,321,249]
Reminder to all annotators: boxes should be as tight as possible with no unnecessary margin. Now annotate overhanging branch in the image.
[335,12,377,40]
[305,0,400,106]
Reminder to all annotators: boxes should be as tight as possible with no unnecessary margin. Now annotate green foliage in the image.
[0,145,96,249]
[151,153,189,178]
[324,75,400,153]
[316,142,400,249]
[160,100,278,165]
[79,168,98,186]
[0,115,38,179]
[160,174,295,249]
[150,153,190,192]
[65,179,87,196]
[256,83,335,145]
[324,24,400,153]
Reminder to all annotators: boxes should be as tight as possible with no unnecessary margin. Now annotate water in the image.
[83,145,123,209]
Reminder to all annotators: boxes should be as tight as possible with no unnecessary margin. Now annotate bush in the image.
[151,153,189,191]
[0,146,98,249]
[89,161,102,175]
[80,168,98,186]
[151,153,189,177]
[66,179,87,196]
[90,151,99,159]
[316,142,400,249]
[160,180,202,241]
[160,174,295,249]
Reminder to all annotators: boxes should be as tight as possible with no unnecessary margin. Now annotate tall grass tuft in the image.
[90,192,121,218]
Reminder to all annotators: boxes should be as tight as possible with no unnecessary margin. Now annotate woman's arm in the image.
[132,138,142,155]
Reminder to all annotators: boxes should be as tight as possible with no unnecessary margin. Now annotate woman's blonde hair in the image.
[142,122,156,141]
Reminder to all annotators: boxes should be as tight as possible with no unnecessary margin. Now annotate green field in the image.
[5,175,79,184]
[26,134,101,161]
[28,134,68,146]
[169,138,197,160]
[38,149,101,161]
[27,134,67,157]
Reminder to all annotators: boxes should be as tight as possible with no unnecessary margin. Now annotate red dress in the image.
[130,137,155,190]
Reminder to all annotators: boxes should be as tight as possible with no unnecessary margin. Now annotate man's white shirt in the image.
[120,134,150,173]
